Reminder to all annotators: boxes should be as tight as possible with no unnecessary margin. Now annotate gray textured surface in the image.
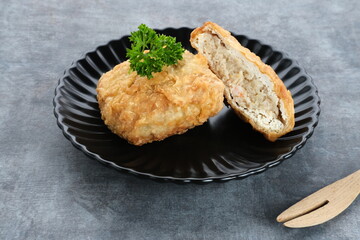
[1,0,360,239]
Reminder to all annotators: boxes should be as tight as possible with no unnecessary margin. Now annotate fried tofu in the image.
[96,51,225,146]
[191,22,295,141]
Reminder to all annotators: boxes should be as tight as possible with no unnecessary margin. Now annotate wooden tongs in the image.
[277,169,360,228]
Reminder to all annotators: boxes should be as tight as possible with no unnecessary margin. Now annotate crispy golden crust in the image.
[191,22,295,141]
[96,51,225,146]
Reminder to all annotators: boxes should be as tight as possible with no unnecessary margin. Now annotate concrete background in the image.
[1,0,359,239]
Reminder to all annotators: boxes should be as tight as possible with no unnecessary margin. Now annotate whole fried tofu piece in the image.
[96,51,225,146]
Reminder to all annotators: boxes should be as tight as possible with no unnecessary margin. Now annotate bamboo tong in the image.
[277,169,360,228]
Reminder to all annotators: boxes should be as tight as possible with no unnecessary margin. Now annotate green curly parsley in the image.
[126,24,185,79]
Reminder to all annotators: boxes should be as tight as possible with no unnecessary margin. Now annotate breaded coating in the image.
[96,51,225,146]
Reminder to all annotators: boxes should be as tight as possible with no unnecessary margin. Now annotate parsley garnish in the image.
[126,24,185,79]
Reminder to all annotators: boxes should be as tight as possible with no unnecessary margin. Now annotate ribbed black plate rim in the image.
[53,27,321,183]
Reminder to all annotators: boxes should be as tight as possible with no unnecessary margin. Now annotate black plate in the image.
[53,27,320,183]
